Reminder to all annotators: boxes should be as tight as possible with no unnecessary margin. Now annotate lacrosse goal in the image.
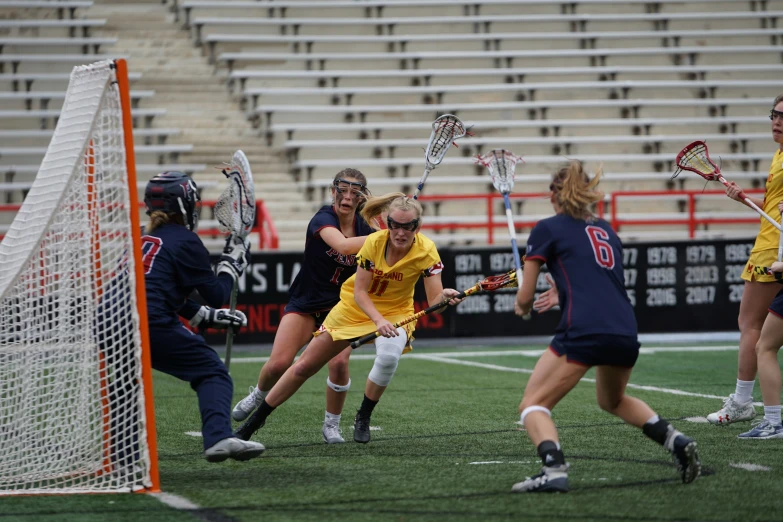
[0,59,159,494]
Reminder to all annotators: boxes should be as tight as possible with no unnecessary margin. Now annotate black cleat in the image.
[234,410,266,441]
[353,411,371,444]
[670,434,701,484]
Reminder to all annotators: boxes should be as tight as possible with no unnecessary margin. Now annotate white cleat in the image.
[706,394,756,425]
[232,386,265,422]
[322,423,345,444]
[512,464,569,493]
[204,437,265,463]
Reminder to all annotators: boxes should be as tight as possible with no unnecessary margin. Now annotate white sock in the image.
[734,379,755,404]
[764,405,782,426]
[645,414,660,425]
[325,411,341,426]
[254,387,267,401]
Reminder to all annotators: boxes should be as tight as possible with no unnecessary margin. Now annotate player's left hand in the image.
[190,306,247,332]
[533,274,559,313]
[441,288,463,306]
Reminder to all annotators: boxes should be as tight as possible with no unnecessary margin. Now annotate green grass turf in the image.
[4,343,781,521]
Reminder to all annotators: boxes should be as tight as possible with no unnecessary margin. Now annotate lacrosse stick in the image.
[672,140,781,231]
[475,149,530,320]
[413,114,469,200]
[350,270,517,349]
[214,150,256,371]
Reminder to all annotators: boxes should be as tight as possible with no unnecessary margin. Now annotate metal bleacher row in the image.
[175,0,780,245]
[1,0,779,248]
[0,0,215,242]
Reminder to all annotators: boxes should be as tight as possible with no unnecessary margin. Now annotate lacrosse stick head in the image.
[475,149,525,194]
[672,140,721,181]
[479,270,518,291]
[424,114,468,168]
[215,150,256,239]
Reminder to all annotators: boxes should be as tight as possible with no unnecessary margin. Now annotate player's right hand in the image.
[374,318,398,338]
[216,234,250,281]
[725,181,745,202]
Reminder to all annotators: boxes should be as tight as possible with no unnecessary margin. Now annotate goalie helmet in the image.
[144,171,201,231]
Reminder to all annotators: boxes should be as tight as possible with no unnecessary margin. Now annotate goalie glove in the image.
[216,234,250,282]
[189,306,247,332]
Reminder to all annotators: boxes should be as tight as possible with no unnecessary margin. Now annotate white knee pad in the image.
[326,376,351,393]
[368,327,406,387]
[520,405,552,425]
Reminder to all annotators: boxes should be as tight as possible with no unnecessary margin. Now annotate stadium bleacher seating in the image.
[2,0,779,247]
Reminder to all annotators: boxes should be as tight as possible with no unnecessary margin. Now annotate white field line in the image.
[152,492,200,510]
[230,344,738,365]
[410,354,762,405]
[729,463,772,471]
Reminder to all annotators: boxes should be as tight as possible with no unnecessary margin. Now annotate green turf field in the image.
[4,342,780,521]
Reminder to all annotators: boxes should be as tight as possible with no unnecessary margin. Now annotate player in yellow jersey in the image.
[706,94,783,425]
[235,193,462,444]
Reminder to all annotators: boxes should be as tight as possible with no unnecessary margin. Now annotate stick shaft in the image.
[501,192,530,320]
[412,164,433,200]
[223,279,239,372]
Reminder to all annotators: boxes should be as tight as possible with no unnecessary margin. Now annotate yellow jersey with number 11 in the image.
[317,230,443,342]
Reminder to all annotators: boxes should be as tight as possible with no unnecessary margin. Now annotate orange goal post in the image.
[0,59,159,494]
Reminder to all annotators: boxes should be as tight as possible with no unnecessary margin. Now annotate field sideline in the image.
[3,340,778,522]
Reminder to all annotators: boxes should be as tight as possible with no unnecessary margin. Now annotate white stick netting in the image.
[0,61,152,494]
[476,149,524,194]
[215,150,255,239]
[424,114,468,168]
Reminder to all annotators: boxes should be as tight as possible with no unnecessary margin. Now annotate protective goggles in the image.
[333,178,366,197]
[770,109,783,121]
[387,216,419,232]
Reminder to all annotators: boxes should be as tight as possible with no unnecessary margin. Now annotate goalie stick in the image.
[214,150,255,371]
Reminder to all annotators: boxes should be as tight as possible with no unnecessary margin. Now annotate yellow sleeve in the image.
[356,231,384,271]
[418,237,444,277]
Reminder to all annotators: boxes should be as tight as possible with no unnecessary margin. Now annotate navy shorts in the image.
[550,333,640,368]
[283,303,332,328]
[768,288,783,318]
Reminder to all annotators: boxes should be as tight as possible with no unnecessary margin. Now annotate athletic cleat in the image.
[204,437,265,463]
[234,410,265,441]
[511,464,569,493]
[353,412,371,444]
[232,386,265,421]
[738,419,783,440]
[665,431,701,484]
[322,423,345,444]
[706,394,756,425]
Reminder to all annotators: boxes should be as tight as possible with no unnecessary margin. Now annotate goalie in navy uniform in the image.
[232,169,374,444]
[141,171,265,462]
[511,160,701,493]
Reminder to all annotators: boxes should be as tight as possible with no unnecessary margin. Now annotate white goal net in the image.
[0,60,156,494]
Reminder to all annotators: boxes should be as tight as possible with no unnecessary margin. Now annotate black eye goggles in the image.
[333,178,367,195]
[387,216,419,232]
[770,109,783,121]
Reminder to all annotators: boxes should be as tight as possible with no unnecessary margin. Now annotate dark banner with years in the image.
[203,238,753,344]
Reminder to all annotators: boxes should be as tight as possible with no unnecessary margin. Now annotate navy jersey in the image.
[526,214,637,338]
[287,205,374,312]
[142,223,233,327]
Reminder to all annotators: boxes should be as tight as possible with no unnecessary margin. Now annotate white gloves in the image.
[189,305,247,332]
[216,235,250,282]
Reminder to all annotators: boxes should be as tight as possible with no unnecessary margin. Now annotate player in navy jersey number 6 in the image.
[141,171,265,463]
[511,161,700,493]
[232,169,374,444]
